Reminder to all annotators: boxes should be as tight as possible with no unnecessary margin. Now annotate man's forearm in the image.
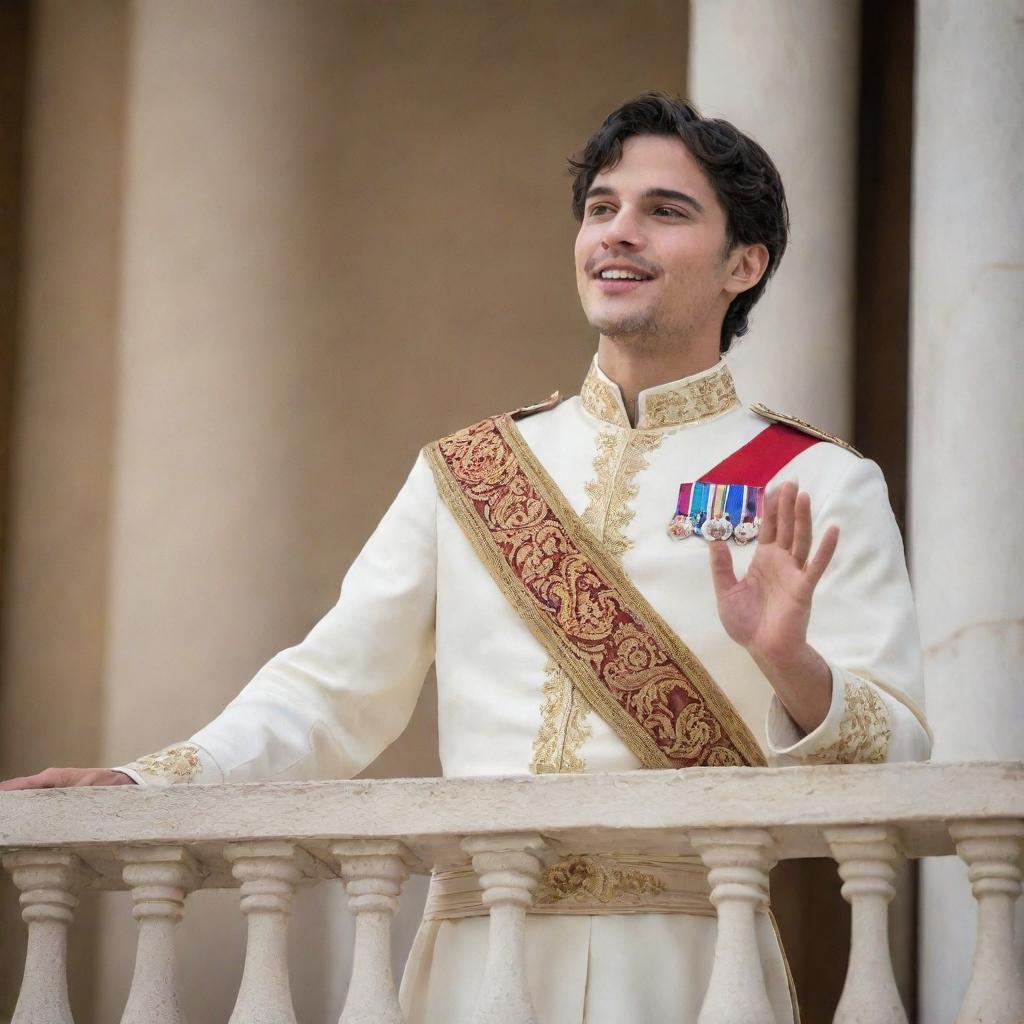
[751,641,833,736]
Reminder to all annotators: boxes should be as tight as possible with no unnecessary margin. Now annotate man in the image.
[3,93,930,1022]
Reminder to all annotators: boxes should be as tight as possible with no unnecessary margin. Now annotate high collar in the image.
[579,356,740,430]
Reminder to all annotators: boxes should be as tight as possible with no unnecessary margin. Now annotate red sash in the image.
[701,422,819,486]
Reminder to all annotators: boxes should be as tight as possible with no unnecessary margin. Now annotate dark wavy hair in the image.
[569,92,789,353]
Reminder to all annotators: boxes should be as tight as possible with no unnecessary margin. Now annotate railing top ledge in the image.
[1,762,1021,868]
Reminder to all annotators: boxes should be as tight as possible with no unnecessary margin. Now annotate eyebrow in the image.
[585,185,705,215]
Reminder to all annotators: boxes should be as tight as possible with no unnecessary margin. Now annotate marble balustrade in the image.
[1,763,1022,1024]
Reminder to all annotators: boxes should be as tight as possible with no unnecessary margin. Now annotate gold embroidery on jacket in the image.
[128,744,202,782]
[537,854,666,905]
[532,429,663,771]
[531,662,592,773]
[582,431,663,559]
[801,680,891,764]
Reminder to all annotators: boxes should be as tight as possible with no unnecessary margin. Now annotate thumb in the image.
[707,540,738,598]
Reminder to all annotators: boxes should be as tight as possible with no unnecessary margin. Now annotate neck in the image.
[597,337,720,426]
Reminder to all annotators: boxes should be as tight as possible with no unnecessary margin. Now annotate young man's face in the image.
[574,134,741,349]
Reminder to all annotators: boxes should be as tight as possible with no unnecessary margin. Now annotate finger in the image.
[792,491,813,565]
[0,770,50,791]
[708,539,739,599]
[775,482,798,552]
[759,486,779,545]
[807,525,840,586]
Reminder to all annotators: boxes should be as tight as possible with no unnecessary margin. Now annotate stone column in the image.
[689,7,864,1017]
[911,4,1024,1023]
[93,3,347,1018]
[688,0,861,435]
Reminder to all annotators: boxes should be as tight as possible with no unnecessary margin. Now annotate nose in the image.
[600,205,645,252]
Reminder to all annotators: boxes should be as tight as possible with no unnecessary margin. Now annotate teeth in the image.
[600,269,646,280]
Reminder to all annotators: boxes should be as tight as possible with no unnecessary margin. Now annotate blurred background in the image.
[0,2,1020,1022]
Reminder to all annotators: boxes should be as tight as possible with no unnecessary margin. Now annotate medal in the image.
[667,482,695,540]
[668,481,764,545]
[733,485,765,548]
[700,483,734,542]
[733,485,765,546]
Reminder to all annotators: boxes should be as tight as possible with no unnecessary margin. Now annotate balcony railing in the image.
[2,762,1023,1024]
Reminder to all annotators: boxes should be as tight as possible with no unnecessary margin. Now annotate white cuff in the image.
[766,665,892,765]
[114,741,224,787]
[765,662,845,758]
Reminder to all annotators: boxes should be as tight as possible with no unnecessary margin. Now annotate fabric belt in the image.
[423,853,722,920]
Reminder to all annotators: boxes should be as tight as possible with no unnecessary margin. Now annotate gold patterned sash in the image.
[425,415,765,770]
[424,854,717,920]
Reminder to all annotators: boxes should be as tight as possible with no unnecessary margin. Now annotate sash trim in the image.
[426,414,766,770]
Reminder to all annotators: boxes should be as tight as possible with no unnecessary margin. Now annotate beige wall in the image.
[0,3,129,1017]
[0,2,688,1021]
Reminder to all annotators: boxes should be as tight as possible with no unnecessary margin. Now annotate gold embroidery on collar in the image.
[580,371,630,428]
[127,744,202,782]
[580,361,739,429]
[640,369,740,429]
[536,854,666,905]
[801,680,891,765]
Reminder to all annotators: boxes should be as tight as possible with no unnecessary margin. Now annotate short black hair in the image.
[569,92,789,353]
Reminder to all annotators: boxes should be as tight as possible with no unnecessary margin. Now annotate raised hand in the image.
[0,767,136,791]
[708,481,838,732]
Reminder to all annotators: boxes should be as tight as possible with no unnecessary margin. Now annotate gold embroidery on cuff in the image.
[126,744,203,782]
[536,854,666,905]
[801,681,891,765]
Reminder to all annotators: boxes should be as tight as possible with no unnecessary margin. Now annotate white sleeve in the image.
[117,452,437,786]
[765,455,932,766]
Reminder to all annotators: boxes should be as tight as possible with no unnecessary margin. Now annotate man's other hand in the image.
[0,767,137,790]
[708,481,838,665]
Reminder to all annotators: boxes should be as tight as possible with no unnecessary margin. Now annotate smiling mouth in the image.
[595,268,654,282]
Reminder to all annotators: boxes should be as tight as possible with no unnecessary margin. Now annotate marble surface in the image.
[910,3,1024,1021]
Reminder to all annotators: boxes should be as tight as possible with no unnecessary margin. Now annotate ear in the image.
[723,243,770,297]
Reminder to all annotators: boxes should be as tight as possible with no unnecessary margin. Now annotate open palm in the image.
[708,482,839,666]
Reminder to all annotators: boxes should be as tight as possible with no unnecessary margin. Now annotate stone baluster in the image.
[950,819,1024,1024]
[463,833,547,1024]
[825,826,908,1024]
[3,850,86,1024]
[118,845,200,1024]
[692,828,776,1024]
[225,841,309,1024]
[333,839,414,1024]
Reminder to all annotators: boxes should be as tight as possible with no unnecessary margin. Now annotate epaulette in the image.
[750,402,862,458]
[509,391,562,421]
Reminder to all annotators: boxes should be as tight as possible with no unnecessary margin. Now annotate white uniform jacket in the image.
[119,357,931,1024]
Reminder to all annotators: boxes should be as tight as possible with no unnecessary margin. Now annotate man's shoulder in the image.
[425,391,566,450]
[508,390,564,422]
[749,402,863,459]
